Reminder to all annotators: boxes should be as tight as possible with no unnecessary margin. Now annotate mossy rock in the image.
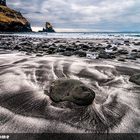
[129,73,140,85]
[48,79,95,106]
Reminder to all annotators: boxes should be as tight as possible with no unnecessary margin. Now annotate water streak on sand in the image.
[0,52,140,133]
[3,32,140,39]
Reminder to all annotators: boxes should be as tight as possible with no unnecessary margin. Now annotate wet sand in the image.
[0,35,140,135]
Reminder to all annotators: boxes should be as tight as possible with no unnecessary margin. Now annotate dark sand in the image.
[0,35,140,136]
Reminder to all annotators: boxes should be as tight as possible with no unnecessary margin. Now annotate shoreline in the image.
[1,32,140,40]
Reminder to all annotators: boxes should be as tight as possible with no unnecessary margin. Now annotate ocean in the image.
[1,32,140,39]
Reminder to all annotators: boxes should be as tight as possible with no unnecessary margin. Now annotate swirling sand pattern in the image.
[0,52,140,133]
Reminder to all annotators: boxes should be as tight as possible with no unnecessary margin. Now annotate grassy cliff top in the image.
[0,5,29,25]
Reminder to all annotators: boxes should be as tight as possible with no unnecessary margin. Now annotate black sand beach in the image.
[0,35,140,137]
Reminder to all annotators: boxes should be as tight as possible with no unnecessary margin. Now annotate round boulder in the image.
[129,73,140,85]
[75,50,87,57]
[48,79,95,106]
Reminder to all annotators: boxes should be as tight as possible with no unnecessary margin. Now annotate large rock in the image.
[99,50,115,59]
[48,79,95,106]
[41,22,55,32]
[118,49,129,55]
[75,50,87,57]
[61,51,73,56]
[0,3,32,32]
[126,52,137,60]
[129,73,140,85]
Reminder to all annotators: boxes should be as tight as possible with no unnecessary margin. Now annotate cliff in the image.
[0,1,32,32]
[0,0,6,6]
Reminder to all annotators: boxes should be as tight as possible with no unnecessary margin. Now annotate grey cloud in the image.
[7,0,140,31]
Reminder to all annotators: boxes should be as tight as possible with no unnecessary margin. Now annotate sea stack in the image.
[0,0,32,32]
[42,22,55,32]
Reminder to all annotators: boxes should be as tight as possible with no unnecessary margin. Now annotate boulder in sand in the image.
[48,79,95,106]
[134,42,140,46]
[129,73,140,85]
[118,49,129,55]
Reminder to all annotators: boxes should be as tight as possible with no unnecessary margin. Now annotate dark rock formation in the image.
[99,50,116,59]
[48,79,95,106]
[0,1,32,32]
[134,42,140,46]
[126,52,137,60]
[75,50,87,57]
[41,22,55,32]
[118,49,129,55]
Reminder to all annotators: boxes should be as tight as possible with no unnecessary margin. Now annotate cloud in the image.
[7,0,140,31]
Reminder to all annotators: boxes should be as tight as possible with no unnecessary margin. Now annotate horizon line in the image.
[32,27,140,33]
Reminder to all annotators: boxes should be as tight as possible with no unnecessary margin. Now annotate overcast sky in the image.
[7,0,140,32]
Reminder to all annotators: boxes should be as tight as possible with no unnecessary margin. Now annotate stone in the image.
[118,58,125,62]
[26,52,31,55]
[112,46,118,51]
[136,53,140,58]
[81,44,90,51]
[99,51,115,59]
[124,40,130,45]
[48,79,95,106]
[57,48,66,53]
[126,53,137,60]
[47,46,56,54]
[89,47,97,52]
[86,52,99,59]
[66,46,75,51]
[75,50,87,57]
[126,56,136,60]
[129,73,140,85]
[36,53,44,57]
[118,49,129,55]
[134,42,140,46]
[106,44,112,49]
[14,45,21,50]
[132,49,138,52]
[124,40,130,43]
[61,51,73,56]
[19,41,32,46]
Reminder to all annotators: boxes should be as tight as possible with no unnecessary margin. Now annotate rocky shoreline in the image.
[0,35,140,62]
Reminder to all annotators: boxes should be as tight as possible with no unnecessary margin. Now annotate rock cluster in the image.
[129,73,140,85]
[1,36,140,61]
